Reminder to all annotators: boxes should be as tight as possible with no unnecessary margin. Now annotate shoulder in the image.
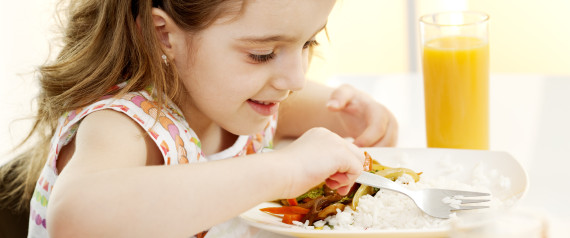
[70,109,159,172]
[78,109,145,143]
[57,89,203,169]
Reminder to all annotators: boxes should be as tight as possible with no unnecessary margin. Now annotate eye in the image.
[248,52,275,63]
[303,39,319,49]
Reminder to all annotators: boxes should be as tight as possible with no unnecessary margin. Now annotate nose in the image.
[271,52,307,92]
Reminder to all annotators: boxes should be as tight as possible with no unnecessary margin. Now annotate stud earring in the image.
[162,54,169,66]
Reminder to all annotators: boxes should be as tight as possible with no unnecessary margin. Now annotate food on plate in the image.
[249,148,517,232]
[259,152,422,225]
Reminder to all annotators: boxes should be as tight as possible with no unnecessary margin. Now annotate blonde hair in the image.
[0,0,243,212]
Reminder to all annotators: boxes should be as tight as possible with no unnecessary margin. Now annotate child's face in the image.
[175,0,336,135]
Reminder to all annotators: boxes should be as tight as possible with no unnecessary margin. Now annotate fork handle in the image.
[356,172,412,195]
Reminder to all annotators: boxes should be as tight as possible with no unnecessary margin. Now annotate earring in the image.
[162,54,169,66]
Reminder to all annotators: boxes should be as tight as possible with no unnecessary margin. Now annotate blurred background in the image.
[307,0,570,81]
[1,0,569,160]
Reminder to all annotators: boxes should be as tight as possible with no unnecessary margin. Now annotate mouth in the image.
[247,99,280,116]
[249,99,275,106]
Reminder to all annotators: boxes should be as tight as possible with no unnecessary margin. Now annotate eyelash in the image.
[249,53,275,63]
[248,40,320,63]
[303,39,319,49]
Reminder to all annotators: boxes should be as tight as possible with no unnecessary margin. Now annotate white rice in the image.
[295,159,512,231]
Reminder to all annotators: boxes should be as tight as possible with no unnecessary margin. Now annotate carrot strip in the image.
[363,151,373,171]
[282,214,304,224]
[260,206,309,215]
[287,198,298,206]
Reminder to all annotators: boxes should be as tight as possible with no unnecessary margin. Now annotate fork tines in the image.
[442,189,491,197]
[459,198,491,204]
[452,205,490,211]
[441,189,491,211]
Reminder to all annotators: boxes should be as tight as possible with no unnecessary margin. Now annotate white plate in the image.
[239,147,528,238]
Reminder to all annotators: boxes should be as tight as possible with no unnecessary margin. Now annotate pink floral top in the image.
[28,83,277,238]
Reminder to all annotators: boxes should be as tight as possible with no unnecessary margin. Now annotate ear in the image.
[150,8,184,61]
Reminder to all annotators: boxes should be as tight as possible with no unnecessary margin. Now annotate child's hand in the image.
[276,127,364,198]
[326,84,398,147]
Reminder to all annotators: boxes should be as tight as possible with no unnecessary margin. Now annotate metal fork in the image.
[356,171,491,219]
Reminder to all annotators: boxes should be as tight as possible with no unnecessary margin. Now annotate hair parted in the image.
[0,0,244,212]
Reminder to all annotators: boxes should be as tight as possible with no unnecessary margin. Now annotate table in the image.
[254,73,570,237]
[326,73,570,236]
[4,74,569,237]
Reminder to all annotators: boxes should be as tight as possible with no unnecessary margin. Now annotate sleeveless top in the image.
[28,83,277,238]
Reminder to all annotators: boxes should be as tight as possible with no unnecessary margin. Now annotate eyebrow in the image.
[239,35,295,44]
[237,24,327,44]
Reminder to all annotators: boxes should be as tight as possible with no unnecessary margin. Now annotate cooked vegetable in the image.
[303,194,343,225]
[351,184,376,210]
[282,214,304,224]
[374,168,421,182]
[317,203,346,219]
[371,161,391,172]
[287,198,298,206]
[261,151,422,226]
[260,206,309,215]
[363,151,373,171]
[296,184,324,201]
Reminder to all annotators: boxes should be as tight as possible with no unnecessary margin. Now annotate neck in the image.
[196,123,239,155]
[177,95,238,155]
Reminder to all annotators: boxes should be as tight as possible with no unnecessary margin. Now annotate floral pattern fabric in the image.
[28,83,277,238]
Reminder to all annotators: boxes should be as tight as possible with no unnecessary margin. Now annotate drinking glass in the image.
[419,11,490,150]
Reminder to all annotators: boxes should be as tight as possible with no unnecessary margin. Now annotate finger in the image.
[347,142,364,162]
[353,114,388,147]
[328,172,348,183]
[326,173,348,190]
[326,174,357,196]
[326,85,355,111]
[336,185,353,196]
[325,174,350,190]
[335,167,361,196]
[375,118,398,147]
[342,148,366,185]
[366,111,398,147]
[325,178,340,189]
[327,142,364,193]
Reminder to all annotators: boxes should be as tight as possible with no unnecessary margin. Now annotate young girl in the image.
[0,0,397,237]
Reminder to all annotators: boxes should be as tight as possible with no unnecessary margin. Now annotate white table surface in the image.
[325,73,570,237]
[2,74,569,237]
[255,73,570,238]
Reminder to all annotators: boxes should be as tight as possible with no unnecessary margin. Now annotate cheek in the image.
[303,50,311,72]
[180,41,268,105]
[184,66,257,110]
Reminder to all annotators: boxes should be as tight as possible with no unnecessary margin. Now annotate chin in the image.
[226,118,271,136]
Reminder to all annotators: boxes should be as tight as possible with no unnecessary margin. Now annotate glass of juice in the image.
[419,11,490,150]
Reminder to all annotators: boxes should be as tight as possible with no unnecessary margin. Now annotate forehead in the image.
[208,0,335,42]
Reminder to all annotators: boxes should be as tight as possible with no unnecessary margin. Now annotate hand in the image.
[326,84,398,147]
[276,127,365,198]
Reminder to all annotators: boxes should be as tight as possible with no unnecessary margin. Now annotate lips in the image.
[250,99,274,105]
[247,99,279,116]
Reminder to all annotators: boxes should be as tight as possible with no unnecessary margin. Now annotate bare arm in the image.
[277,80,343,138]
[47,110,364,238]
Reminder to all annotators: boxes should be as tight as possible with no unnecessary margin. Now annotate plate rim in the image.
[239,201,450,236]
[239,147,528,236]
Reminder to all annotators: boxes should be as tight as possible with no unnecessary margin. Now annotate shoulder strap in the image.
[52,91,205,170]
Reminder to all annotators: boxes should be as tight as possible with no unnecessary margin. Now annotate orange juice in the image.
[422,36,489,149]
